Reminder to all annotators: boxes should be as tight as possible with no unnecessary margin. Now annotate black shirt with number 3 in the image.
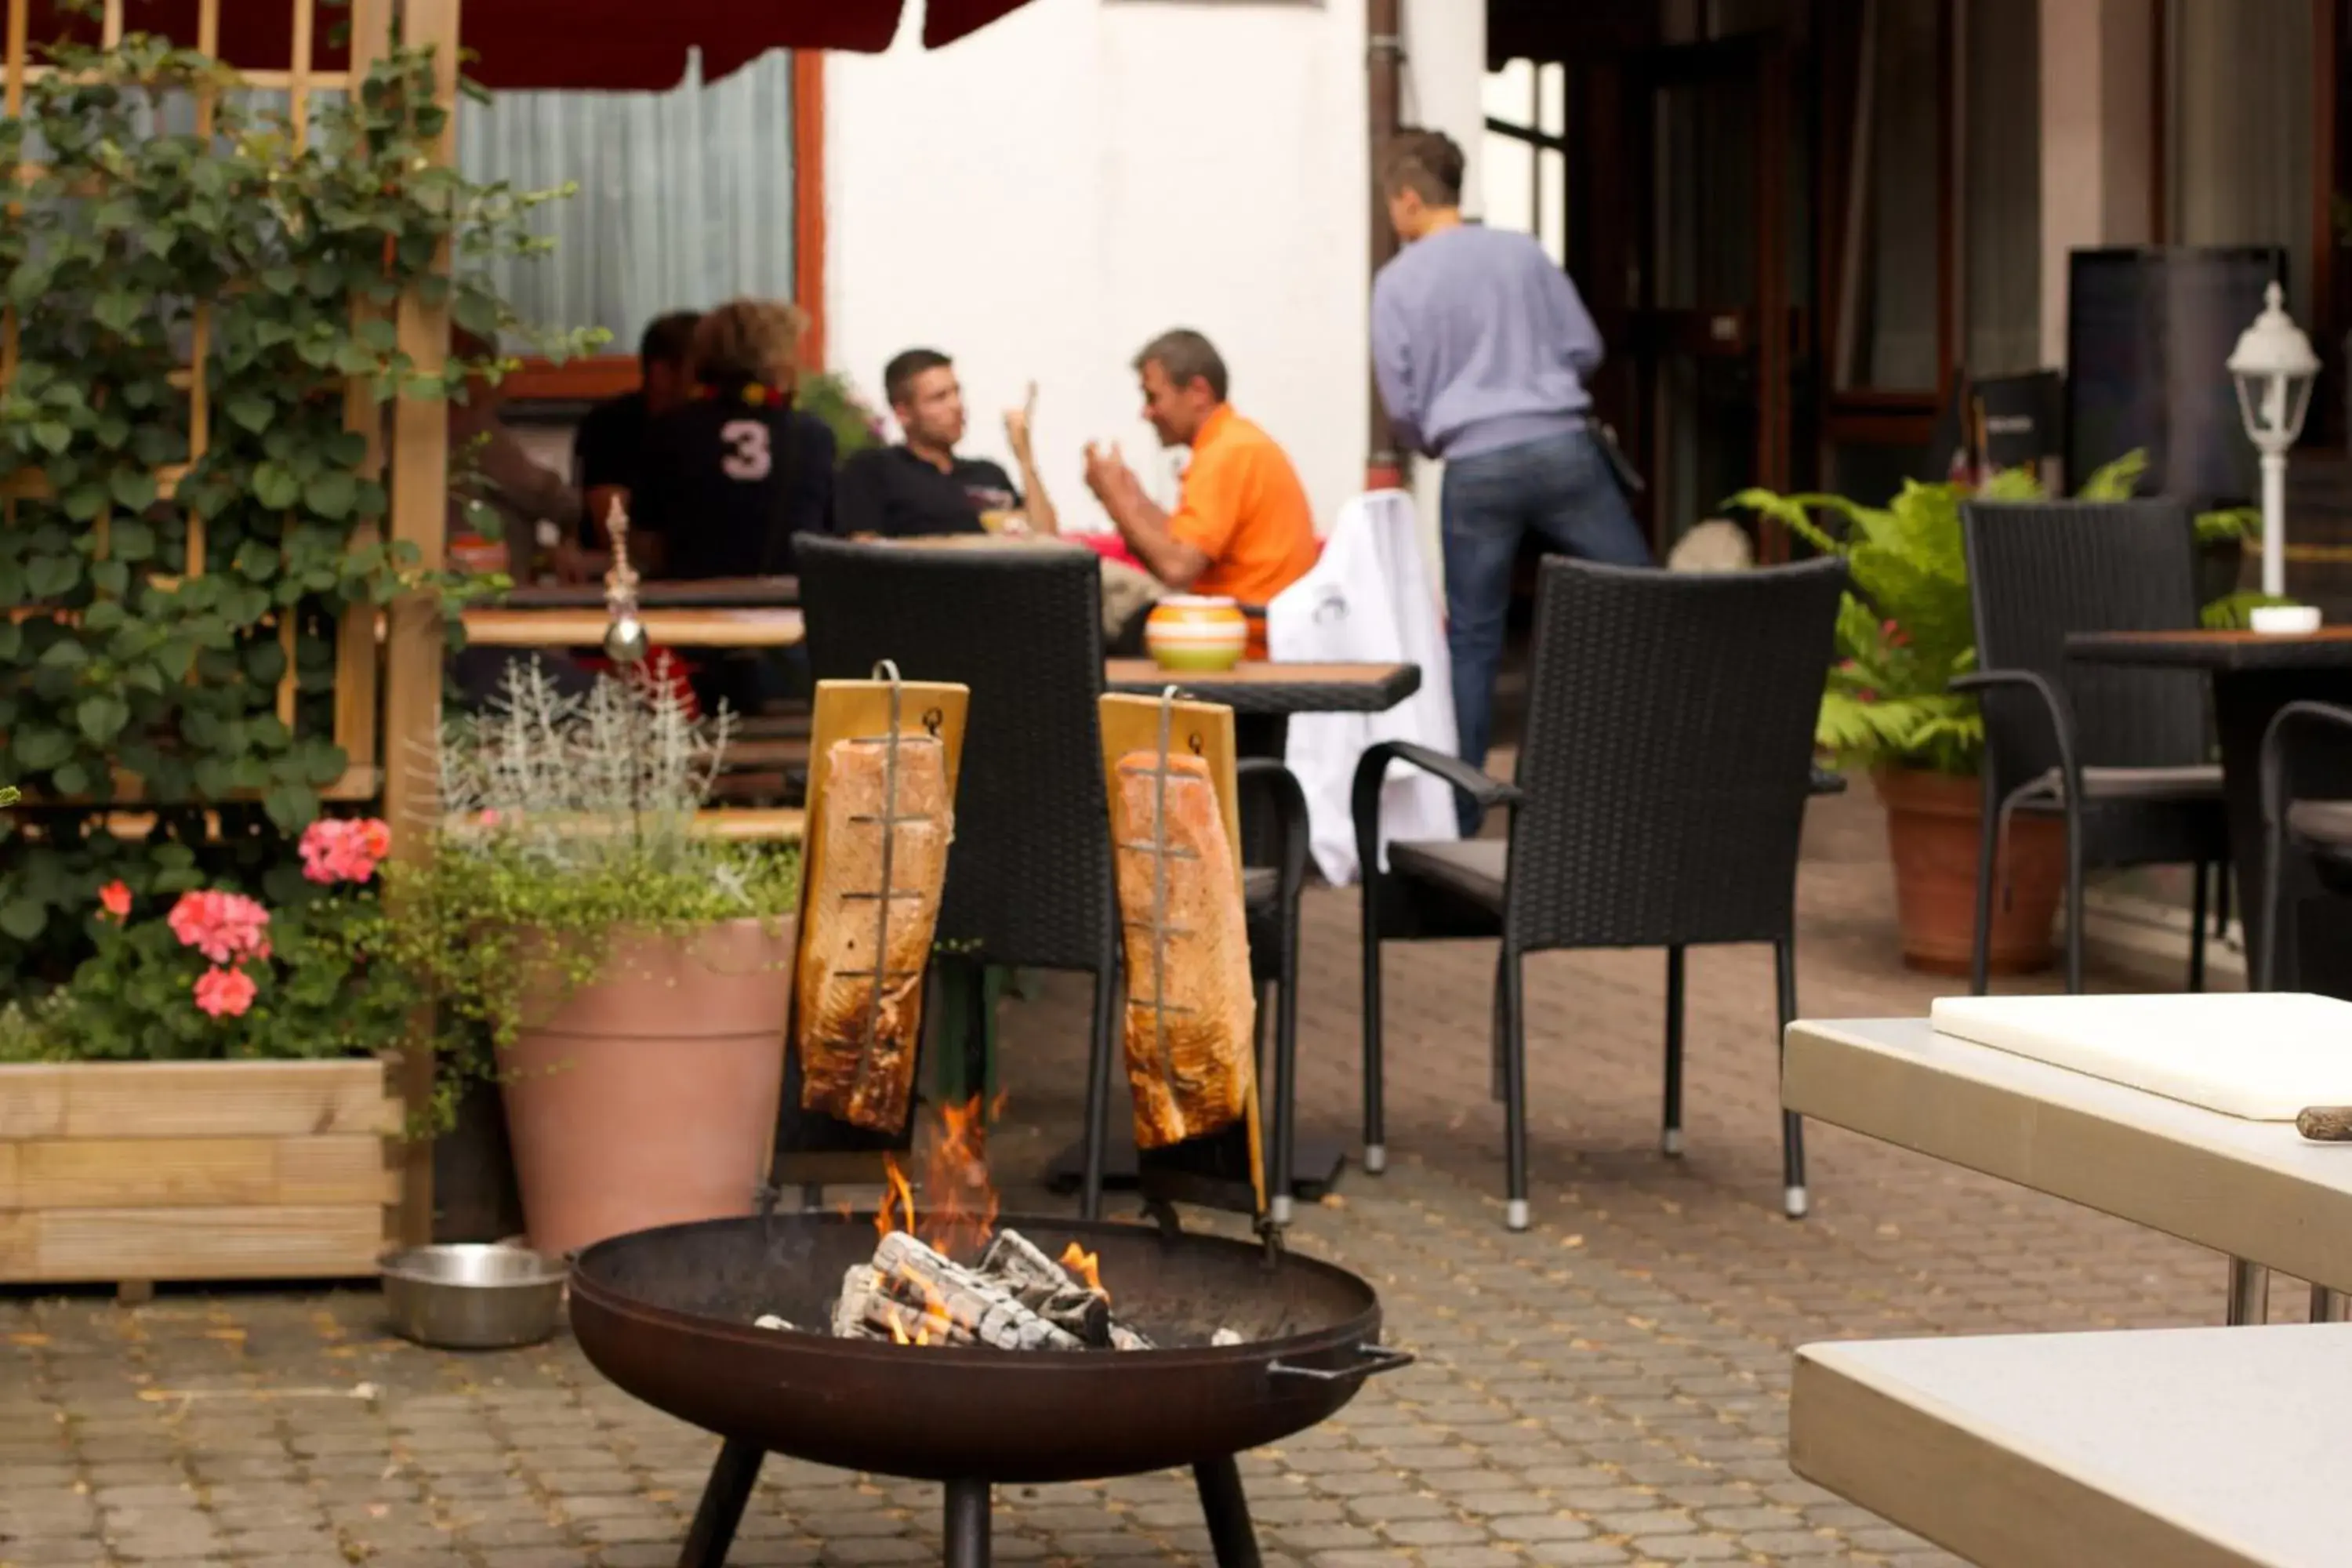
[636,384,837,579]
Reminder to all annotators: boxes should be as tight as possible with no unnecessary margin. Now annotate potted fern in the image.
[1733,459,2143,974]
[380,665,800,1255]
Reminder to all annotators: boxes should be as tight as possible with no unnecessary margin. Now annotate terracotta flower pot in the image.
[499,915,798,1256]
[1873,767,2063,977]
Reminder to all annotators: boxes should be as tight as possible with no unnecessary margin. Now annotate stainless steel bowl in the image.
[381,1243,567,1350]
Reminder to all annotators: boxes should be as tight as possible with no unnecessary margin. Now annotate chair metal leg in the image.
[1359,891,1387,1175]
[2188,861,2210,993]
[1775,938,1807,1220]
[1271,902,1302,1226]
[2260,818,2289,993]
[2062,803,2085,996]
[2227,1258,2270,1325]
[1970,772,1998,996]
[2216,864,2232,939]
[1501,944,1530,1232]
[1489,948,1508,1103]
[1661,946,1686,1157]
[963,963,993,1124]
[1078,956,1119,1222]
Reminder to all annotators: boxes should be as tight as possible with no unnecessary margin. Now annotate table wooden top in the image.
[1794,1323,2350,1567]
[1102,660,1420,715]
[1784,1017,2352,1293]
[499,576,800,609]
[459,607,804,649]
[2069,626,2352,672]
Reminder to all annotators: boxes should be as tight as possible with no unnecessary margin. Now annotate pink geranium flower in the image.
[299,818,392,884]
[194,966,257,1019]
[167,890,271,965]
[97,880,131,921]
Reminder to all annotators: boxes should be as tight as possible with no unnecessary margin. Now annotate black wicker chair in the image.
[1956,500,2230,996]
[1356,555,1846,1232]
[795,537,1312,1225]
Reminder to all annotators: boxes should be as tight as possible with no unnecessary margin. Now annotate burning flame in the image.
[1060,1243,1108,1302]
[867,1093,1118,1345]
[875,1093,1005,1261]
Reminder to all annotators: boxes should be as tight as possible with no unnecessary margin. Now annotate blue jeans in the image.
[1443,429,1651,827]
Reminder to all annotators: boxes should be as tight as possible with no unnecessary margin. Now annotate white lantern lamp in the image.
[2227,281,2321,598]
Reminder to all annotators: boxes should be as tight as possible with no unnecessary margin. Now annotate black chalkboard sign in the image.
[2066,246,2284,505]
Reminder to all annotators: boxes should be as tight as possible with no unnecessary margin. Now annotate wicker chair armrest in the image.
[1350,742,1516,883]
[1351,742,1518,815]
[1950,669,2083,800]
[2259,701,2352,829]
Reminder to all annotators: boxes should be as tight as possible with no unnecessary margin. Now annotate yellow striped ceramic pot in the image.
[1144,595,1248,673]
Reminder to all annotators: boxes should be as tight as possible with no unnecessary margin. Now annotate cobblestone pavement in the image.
[0,791,2296,1567]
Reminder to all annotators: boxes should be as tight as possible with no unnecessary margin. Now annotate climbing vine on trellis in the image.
[0,27,588,986]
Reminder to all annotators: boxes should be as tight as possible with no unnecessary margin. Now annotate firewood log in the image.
[978,1230,1111,1345]
[833,1265,890,1340]
[871,1232,1083,1352]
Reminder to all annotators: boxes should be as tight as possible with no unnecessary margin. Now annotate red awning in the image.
[24,1,1038,89]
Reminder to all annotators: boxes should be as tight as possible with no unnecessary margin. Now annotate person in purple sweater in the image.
[1373,128,1652,821]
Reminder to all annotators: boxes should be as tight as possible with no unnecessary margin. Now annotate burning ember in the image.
[1059,1243,1105,1301]
[750,1097,1238,1352]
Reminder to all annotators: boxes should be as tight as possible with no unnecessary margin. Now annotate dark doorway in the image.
[1488,10,1817,562]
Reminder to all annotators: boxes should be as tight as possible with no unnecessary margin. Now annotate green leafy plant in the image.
[0,30,593,994]
[2195,506,2263,546]
[369,663,799,1124]
[797,370,887,466]
[1732,452,2150,778]
[0,817,405,1064]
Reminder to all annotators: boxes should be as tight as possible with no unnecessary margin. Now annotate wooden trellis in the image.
[1,0,461,1242]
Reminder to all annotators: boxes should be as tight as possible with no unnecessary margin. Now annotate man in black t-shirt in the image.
[836,348,1058,539]
[572,310,700,550]
[635,300,836,580]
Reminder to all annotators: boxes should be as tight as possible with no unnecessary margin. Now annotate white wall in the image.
[825,0,1486,547]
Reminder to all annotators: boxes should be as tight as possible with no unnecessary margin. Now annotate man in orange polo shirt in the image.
[1083,328,1318,648]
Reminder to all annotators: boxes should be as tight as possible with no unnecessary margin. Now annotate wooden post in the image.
[386,0,461,1247]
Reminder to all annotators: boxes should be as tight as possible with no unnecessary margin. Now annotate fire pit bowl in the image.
[568,1212,1410,1567]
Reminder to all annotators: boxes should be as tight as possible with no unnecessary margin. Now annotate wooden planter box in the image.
[0,1059,398,1291]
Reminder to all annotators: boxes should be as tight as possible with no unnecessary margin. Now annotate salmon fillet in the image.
[798,733,953,1132]
[1110,750,1255,1149]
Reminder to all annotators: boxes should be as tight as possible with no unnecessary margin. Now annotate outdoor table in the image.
[2066,628,2352,989]
[1056,659,1425,1204]
[497,575,799,609]
[1102,659,1423,715]
[458,606,804,648]
[1791,1322,2347,1568]
[1784,1016,2352,1324]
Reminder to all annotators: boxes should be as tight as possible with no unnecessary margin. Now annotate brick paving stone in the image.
[0,793,2248,1567]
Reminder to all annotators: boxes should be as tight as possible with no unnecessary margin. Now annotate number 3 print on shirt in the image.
[719,419,772,481]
